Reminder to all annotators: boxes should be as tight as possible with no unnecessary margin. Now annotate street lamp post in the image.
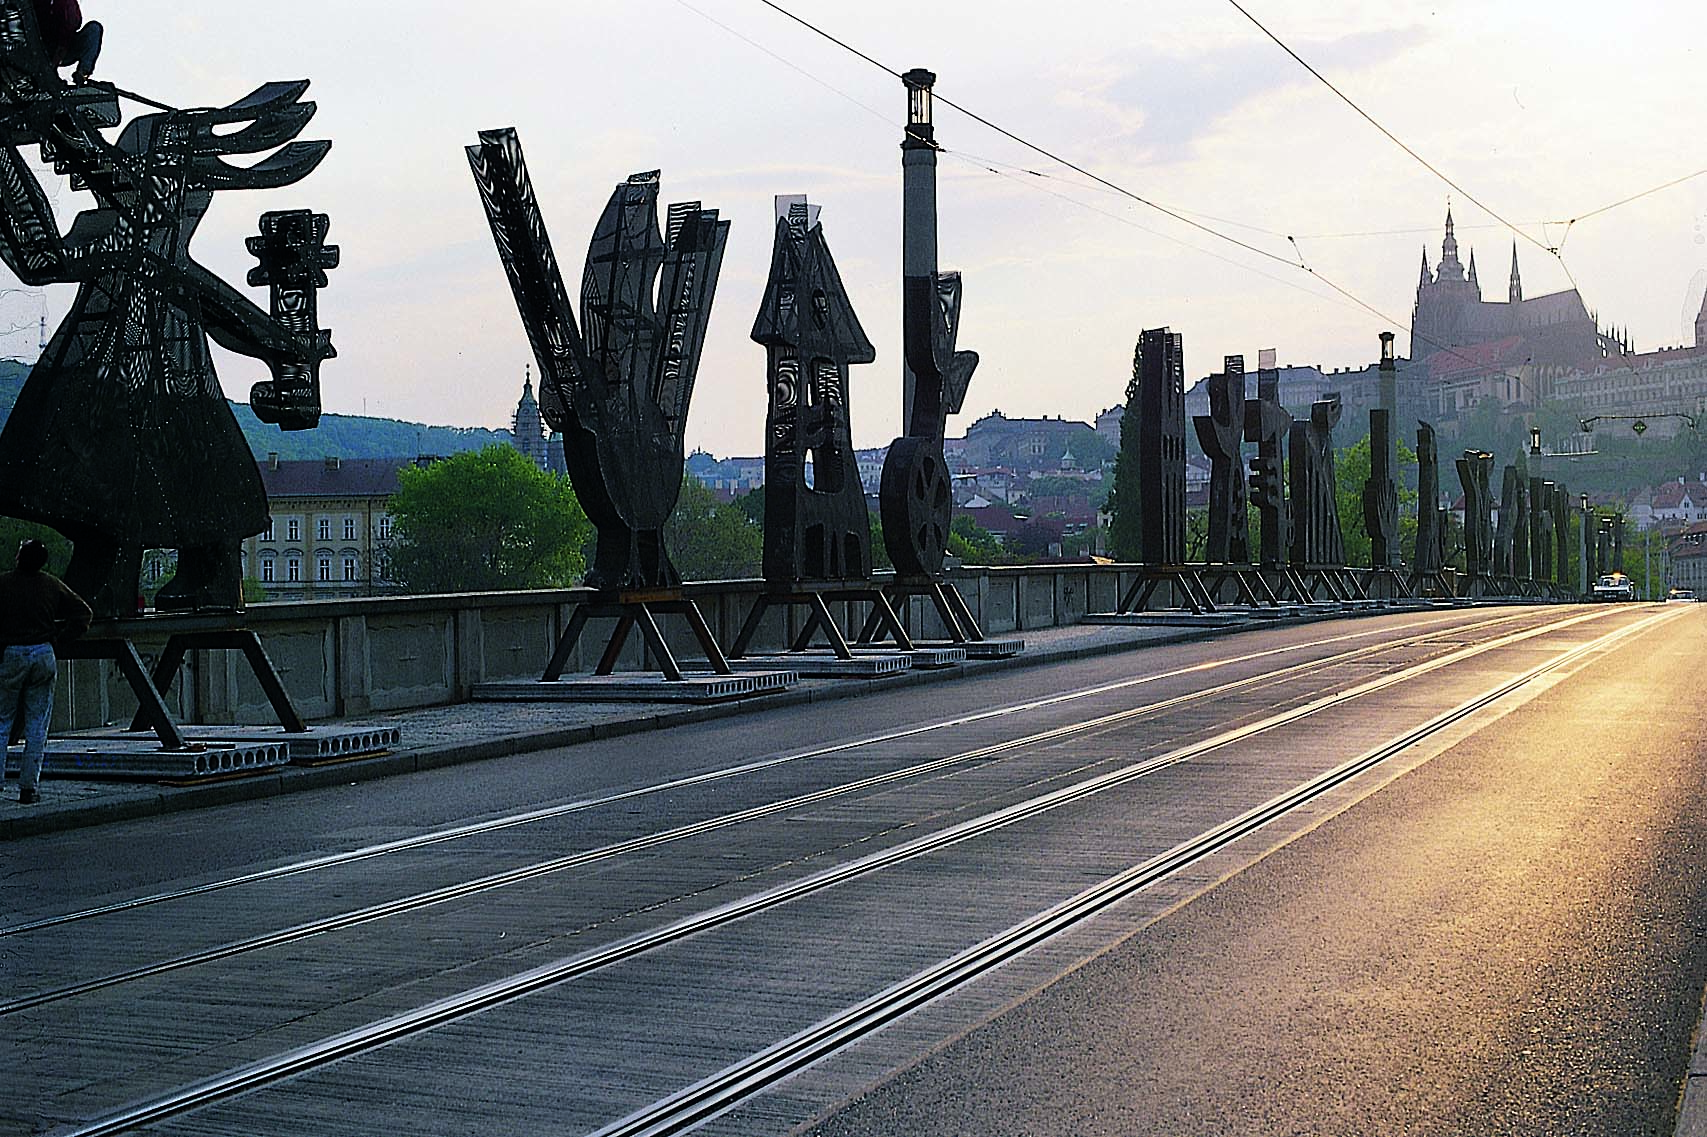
[1579,492,1590,595]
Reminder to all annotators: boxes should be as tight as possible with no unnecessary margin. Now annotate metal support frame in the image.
[866,577,984,644]
[730,586,912,660]
[124,629,307,735]
[544,591,731,682]
[58,637,188,751]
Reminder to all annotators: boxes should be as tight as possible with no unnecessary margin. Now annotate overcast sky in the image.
[3,1,1703,455]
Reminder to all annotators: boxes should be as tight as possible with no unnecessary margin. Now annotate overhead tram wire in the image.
[741,1,1555,398]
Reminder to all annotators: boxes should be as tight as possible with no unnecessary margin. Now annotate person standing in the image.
[1,539,92,804]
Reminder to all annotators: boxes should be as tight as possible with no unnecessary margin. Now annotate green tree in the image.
[1107,342,1143,561]
[1334,434,1419,568]
[665,477,762,581]
[948,514,1004,565]
[0,517,71,575]
[387,445,590,592]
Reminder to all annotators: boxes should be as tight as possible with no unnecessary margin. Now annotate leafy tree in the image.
[1334,433,1419,567]
[948,514,1004,565]
[0,517,71,575]
[733,485,766,526]
[387,445,590,592]
[665,477,762,581]
[1007,520,1060,560]
[868,510,892,572]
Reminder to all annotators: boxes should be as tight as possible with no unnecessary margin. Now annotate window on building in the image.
[343,517,356,541]
[317,518,331,541]
[263,518,275,541]
[287,518,300,541]
[343,557,358,581]
[262,559,274,582]
[287,558,300,582]
[377,515,393,540]
[318,558,331,582]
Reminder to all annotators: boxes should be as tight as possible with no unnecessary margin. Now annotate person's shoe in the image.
[18,787,38,805]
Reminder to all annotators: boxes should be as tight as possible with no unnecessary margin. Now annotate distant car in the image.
[1593,573,1636,601]
[1667,588,1698,602]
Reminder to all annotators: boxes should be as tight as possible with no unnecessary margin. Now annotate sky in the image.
[2,0,1704,455]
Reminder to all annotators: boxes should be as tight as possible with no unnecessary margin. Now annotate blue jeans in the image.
[1,643,57,793]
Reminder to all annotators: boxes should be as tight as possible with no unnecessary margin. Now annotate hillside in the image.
[0,362,509,460]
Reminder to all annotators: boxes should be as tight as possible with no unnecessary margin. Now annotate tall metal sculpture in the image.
[1529,478,1554,584]
[729,195,911,662]
[1457,450,1495,590]
[0,6,336,745]
[1192,355,1249,564]
[874,68,989,647]
[1289,396,1346,567]
[1413,422,1446,577]
[1552,482,1570,587]
[1245,365,1292,569]
[1363,408,1402,570]
[1131,326,1187,565]
[0,47,336,616]
[1494,463,1531,585]
[468,129,739,682]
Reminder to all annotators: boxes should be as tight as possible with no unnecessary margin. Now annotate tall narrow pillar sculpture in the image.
[1245,364,1291,568]
[880,68,978,581]
[1364,334,1402,570]
[1458,450,1494,583]
[1131,326,1187,565]
[1193,355,1248,564]
[1414,422,1444,575]
[1552,483,1570,586]
[1289,395,1346,567]
[1529,478,1554,583]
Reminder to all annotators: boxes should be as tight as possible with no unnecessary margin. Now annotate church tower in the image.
[1411,208,1481,357]
[1508,242,1523,305]
[512,367,548,469]
[1696,288,1707,349]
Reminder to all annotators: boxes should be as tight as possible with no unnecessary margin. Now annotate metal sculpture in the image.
[0,22,336,617]
[1192,354,1248,564]
[1288,396,1345,566]
[1245,365,1292,569]
[1457,450,1495,581]
[880,68,977,581]
[1129,326,1187,565]
[729,195,912,662]
[754,196,873,583]
[1552,483,1570,586]
[1495,463,1530,582]
[467,130,727,591]
[1363,408,1402,569]
[1529,478,1554,583]
[1414,422,1445,575]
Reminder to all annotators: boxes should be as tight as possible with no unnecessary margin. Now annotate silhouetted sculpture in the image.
[1363,408,1401,569]
[1289,395,1345,566]
[468,130,728,591]
[1495,463,1530,581]
[1457,450,1494,580]
[881,68,976,580]
[1414,423,1445,575]
[1129,326,1187,565]
[1193,355,1248,564]
[753,196,873,583]
[1530,478,1554,582]
[0,11,336,616]
[1245,365,1292,569]
[1552,483,1570,586]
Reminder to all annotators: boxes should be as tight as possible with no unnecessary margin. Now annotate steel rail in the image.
[0,607,1560,1015]
[53,606,1651,1137]
[3,606,1543,939]
[591,606,1681,1137]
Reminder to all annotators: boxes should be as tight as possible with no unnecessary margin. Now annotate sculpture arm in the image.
[175,261,322,364]
[0,145,66,285]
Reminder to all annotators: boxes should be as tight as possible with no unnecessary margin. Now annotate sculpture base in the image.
[12,738,290,782]
[546,592,732,682]
[476,671,796,704]
[729,652,911,678]
[1085,611,1250,628]
[730,585,913,660]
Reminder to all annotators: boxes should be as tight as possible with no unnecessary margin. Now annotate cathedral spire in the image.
[1508,242,1522,305]
[1419,245,1431,287]
[1467,248,1479,290]
[1696,288,1707,349]
[1438,207,1463,279]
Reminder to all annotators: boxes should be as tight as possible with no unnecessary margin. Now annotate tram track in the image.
[3,607,1551,942]
[46,605,1674,1137]
[1,608,1598,1017]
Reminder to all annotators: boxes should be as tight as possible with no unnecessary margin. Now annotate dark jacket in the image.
[0,568,93,647]
[33,0,83,65]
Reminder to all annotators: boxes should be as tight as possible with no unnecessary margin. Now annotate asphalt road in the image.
[803,606,1707,1137]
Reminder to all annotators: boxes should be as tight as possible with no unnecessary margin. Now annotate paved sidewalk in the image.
[0,604,1445,840]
